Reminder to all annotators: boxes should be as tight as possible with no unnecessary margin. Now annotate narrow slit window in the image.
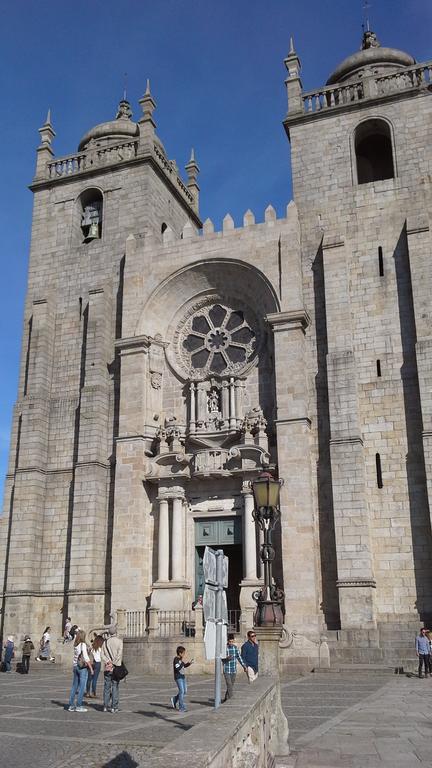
[378,246,384,277]
[376,359,381,377]
[376,453,383,489]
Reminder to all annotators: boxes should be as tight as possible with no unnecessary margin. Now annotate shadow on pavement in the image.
[136,710,192,730]
[102,752,139,768]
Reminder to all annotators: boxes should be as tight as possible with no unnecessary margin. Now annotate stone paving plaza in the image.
[0,666,432,767]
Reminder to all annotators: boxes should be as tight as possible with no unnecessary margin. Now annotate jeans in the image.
[68,666,88,707]
[4,659,12,672]
[418,654,431,676]
[103,672,119,710]
[223,671,236,700]
[174,676,187,711]
[86,661,101,694]
[22,655,30,674]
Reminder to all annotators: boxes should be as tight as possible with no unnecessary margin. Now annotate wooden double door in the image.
[195,517,242,613]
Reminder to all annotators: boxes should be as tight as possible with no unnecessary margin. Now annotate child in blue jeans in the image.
[171,645,193,712]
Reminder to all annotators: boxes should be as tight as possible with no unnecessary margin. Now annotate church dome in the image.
[326,30,415,85]
[78,99,139,151]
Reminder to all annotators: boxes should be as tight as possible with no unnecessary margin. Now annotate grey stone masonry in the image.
[1,33,432,670]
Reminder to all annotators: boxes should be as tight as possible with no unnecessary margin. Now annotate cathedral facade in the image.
[1,30,432,668]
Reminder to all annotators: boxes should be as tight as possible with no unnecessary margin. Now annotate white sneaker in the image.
[75,706,88,712]
[68,706,75,712]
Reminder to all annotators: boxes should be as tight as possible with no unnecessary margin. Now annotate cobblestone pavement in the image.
[1,666,423,767]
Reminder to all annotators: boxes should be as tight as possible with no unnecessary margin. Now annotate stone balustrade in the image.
[41,138,196,209]
[302,79,364,113]
[47,153,87,178]
[296,59,432,116]
[376,61,432,95]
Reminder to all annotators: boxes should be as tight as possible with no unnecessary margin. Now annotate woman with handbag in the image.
[67,630,93,712]
[101,626,124,713]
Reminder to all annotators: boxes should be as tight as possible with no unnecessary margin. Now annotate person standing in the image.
[63,618,73,643]
[241,630,259,682]
[3,636,14,672]
[86,635,103,698]
[67,630,93,712]
[22,635,34,674]
[101,627,124,713]
[36,626,55,662]
[222,633,246,701]
[415,627,431,678]
[171,645,193,712]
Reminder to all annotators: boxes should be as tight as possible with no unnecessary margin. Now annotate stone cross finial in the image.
[139,79,157,125]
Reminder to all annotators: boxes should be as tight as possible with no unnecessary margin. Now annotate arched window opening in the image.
[78,188,103,242]
[376,359,381,377]
[161,222,167,235]
[355,120,394,184]
[375,453,383,489]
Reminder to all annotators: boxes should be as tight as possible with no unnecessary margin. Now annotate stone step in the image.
[332,664,398,675]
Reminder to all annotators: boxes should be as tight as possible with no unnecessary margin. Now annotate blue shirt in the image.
[241,639,258,672]
[415,635,430,654]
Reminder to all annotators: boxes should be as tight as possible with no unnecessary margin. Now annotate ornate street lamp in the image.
[251,471,285,626]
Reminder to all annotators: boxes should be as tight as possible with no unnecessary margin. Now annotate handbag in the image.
[105,640,128,682]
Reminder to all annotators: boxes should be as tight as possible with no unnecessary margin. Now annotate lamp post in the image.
[251,471,285,626]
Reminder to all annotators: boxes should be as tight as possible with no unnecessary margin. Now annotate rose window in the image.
[182,304,256,375]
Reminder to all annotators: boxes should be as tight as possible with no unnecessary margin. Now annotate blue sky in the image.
[0,0,429,503]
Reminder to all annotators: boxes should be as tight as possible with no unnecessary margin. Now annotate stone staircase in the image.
[326,615,423,674]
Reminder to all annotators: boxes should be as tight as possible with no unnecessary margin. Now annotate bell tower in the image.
[284,31,432,638]
[0,84,201,642]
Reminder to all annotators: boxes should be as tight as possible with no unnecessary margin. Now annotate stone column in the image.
[158,497,169,582]
[243,489,257,580]
[322,236,376,629]
[189,382,196,433]
[229,377,236,429]
[171,495,184,582]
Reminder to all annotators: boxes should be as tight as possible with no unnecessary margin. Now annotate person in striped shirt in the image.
[222,633,246,701]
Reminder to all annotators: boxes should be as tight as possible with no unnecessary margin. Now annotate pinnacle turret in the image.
[139,79,156,126]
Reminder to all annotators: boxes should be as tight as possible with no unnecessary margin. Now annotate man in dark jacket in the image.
[241,630,259,682]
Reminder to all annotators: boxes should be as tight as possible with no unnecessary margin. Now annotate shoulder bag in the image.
[105,640,128,682]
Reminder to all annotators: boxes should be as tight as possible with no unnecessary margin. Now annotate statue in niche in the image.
[207,388,220,414]
[81,202,101,240]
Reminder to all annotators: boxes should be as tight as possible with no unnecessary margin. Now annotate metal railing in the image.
[227,609,241,634]
[158,610,196,638]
